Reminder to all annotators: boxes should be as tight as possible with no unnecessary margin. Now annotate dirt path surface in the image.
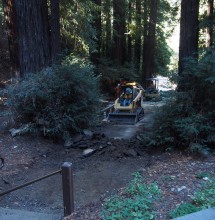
[0,100,215,220]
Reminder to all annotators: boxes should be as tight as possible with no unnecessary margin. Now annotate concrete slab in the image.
[173,207,215,220]
[0,207,62,220]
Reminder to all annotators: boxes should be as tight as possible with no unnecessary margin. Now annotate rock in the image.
[171,188,175,192]
[64,136,88,149]
[64,138,73,148]
[123,149,137,157]
[78,144,88,149]
[9,124,31,137]
[136,135,143,141]
[92,132,105,140]
[113,137,122,140]
[73,134,84,143]
[177,186,186,192]
[109,146,116,151]
[82,148,96,157]
[83,129,93,137]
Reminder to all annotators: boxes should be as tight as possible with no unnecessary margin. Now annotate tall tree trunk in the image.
[178,0,199,78]
[142,0,159,85]
[142,0,149,83]
[15,0,51,75]
[91,0,101,66]
[127,0,132,62]
[134,0,141,74]
[103,0,111,58]
[112,0,126,64]
[206,0,213,47]
[2,0,19,73]
[50,0,60,62]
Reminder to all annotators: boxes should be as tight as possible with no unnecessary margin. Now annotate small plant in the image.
[169,178,215,218]
[193,179,215,208]
[195,172,211,179]
[101,172,161,220]
[169,203,201,219]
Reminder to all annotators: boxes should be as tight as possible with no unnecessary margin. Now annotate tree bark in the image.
[2,0,19,73]
[127,0,132,62]
[112,0,126,64]
[103,0,111,58]
[134,0,141,74]
[142,0,159,84]
[50,0,60,62]
[91,0,101,66]
[206,0,213,47]
[178,0,199,76]
[15,0,51,75]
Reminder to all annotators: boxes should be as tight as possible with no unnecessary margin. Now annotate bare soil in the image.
[0,86,215,220]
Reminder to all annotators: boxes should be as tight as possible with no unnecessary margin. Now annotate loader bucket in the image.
[107,112,138,125]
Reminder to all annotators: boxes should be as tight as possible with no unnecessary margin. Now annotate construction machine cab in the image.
[107,81,144,124]
[145,78,161,101]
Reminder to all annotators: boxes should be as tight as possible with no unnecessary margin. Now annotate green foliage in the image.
[147,50,215,151]
[98,59,139,82]
[60,0,96,54]
[193,179,215,208]
[101,172,160,220]
[195,172,212,179]
[169,203,201,218]
[6,56,101,140]
[155,28,172,76]
[169,178,215,218]
[0,2,3,18]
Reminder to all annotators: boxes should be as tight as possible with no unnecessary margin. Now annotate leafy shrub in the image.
[147,49,215,151]
[193,179,215,208]
[169,203,201,219]
[169,178,215,218]
[6,56,102,140]
[101,172,160,220]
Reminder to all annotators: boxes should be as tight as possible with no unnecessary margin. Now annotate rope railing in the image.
[0,169,61,197]
[0,162,74,217]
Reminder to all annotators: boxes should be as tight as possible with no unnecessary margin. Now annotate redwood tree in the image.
[91,0,101,66]
[15,0,51,75]
[142,0,159,84]
[127,0,132,62]
[2,0,19,73]
[50,0,60,61]
[178,0,199,76]
[134,0,141,73]
[112,0,126,64]
[206,0,214,47]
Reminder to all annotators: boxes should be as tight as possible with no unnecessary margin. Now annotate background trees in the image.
[1,0,215,149]
[1,0,177,83]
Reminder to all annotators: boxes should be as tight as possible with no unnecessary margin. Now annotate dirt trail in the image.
[1,98,215,220]
[0,100,164,217]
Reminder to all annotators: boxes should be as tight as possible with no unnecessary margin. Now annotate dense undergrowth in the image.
[145,50,215,153]
[101,172,161,220]
[5,56,102,140]
[169,177,215,218]
[101,172,215,219]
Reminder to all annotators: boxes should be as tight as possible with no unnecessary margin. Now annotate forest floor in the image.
[0,60,215,220]
[0,96,215,220]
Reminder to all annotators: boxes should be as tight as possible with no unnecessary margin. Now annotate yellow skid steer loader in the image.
[107,82,144,124]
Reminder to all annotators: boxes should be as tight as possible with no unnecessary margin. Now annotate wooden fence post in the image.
[62,162,74,217]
